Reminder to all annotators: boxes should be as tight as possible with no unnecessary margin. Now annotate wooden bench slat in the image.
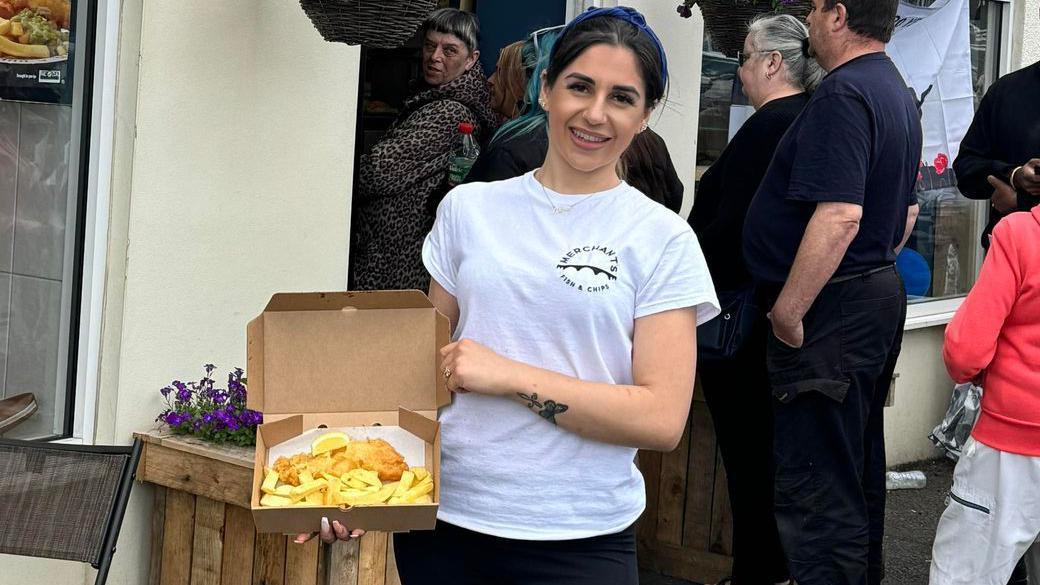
[221,505,256,585]
[358,532,388,585]
[682,401,718,549]
[189,497,225,585]
[285,537,319,585]
[160,490,196,585]
[253,532,287,585]
[149,486,167,585]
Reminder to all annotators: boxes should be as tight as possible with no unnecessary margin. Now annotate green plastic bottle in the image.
[448,122,479,187]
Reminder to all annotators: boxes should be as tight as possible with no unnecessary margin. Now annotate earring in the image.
[640,122,648,133]
[538,97,547,110]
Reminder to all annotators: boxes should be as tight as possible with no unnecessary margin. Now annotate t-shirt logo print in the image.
[556,245,620,293]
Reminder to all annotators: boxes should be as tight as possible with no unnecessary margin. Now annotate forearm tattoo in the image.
[517,392,569,425]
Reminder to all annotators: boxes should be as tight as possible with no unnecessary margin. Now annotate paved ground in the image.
[640,457,957,585]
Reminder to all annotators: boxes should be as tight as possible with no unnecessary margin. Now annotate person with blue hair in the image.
[298,7,719,584]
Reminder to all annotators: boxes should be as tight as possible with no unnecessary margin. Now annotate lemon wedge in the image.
[311,431,350,456]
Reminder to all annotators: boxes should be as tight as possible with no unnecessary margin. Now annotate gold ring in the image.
[443,367,452,380]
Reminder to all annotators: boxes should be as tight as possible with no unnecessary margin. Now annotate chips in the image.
[258,465,432,507]
[260,435,433,508]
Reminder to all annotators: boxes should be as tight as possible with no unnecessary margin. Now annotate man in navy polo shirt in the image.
[742,0,922,583]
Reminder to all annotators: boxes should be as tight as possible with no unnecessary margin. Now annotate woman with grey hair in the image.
[351,8,498,291]
[688,13,822,585]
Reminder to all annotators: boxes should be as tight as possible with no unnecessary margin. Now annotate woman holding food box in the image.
[301,7,718,583]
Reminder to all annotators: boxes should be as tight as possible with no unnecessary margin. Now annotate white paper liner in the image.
[265,426,426,470]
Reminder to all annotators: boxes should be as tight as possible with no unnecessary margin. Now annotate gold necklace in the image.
[535,170,597,215]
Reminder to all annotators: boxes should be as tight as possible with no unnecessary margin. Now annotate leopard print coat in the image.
[352,66,498,291]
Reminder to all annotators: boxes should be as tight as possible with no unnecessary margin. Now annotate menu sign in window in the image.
[0,0,74,104]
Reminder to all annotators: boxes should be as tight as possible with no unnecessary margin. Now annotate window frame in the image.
[2,0,102,443]
[51,0,119,445]
[905,0,1014,329]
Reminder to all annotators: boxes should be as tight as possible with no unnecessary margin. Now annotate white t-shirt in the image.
[422,171,719,540]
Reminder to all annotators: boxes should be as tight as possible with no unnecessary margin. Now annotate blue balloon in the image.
[897,248,931,297]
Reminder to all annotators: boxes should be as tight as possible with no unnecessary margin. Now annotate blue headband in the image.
[553,6,669,86]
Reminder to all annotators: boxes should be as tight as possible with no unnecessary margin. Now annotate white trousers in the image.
[930,438,1040,585]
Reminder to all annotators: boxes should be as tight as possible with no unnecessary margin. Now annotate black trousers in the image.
[700,313,790,585]
[765,266,906,585]
[393,521,639,585]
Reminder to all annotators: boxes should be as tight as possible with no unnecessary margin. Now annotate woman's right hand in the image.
[294,517,365,545]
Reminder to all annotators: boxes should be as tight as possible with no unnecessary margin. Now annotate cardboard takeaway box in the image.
[246,290,450,534]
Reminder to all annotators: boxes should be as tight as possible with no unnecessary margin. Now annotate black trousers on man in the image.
[700,312,790,585]
[765,266,906,585]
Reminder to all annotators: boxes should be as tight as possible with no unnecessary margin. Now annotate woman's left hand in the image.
[439,339,519,397]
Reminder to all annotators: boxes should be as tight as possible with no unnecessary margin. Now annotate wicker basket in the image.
[300,0,439,49]
[698,0,811,57]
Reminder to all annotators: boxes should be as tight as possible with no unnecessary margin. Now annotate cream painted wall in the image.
[100,2,357,584]
[106,0,357,456]
[0,0,359,583]
[886,327,953,465]
[626,1,704,217]
[1020,0,1040,67]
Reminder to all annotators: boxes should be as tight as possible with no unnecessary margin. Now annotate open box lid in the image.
[246,290,451,415]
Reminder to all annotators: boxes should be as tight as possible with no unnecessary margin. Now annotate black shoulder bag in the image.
[696,286,758,364]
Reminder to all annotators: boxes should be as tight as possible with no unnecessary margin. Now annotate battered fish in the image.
[272,438,408,484]
[338,439,408,481]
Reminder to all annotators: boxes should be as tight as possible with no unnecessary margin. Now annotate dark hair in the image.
[545,12,666,108]
[822,0,898,43]
[420,8,480,54]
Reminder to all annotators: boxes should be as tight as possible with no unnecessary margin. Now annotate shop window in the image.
[694,0,1008,304]
[0,0,94,439]
[902,0,1006,303]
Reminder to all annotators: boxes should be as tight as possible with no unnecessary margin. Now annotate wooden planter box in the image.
[636,389,735,584]
[135,431,401,585]
[137,394,734,585]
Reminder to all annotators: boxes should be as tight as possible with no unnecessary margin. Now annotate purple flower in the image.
[214,409,232,426]
[157,365,258,444]
[164,411,188,427]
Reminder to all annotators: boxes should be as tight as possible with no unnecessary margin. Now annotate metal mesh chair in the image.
[0,437,142,585]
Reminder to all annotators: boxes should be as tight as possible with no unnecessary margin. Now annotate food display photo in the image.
[0,0,73,103]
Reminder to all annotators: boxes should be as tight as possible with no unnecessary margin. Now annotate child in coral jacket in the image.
[930,207,1040,585]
